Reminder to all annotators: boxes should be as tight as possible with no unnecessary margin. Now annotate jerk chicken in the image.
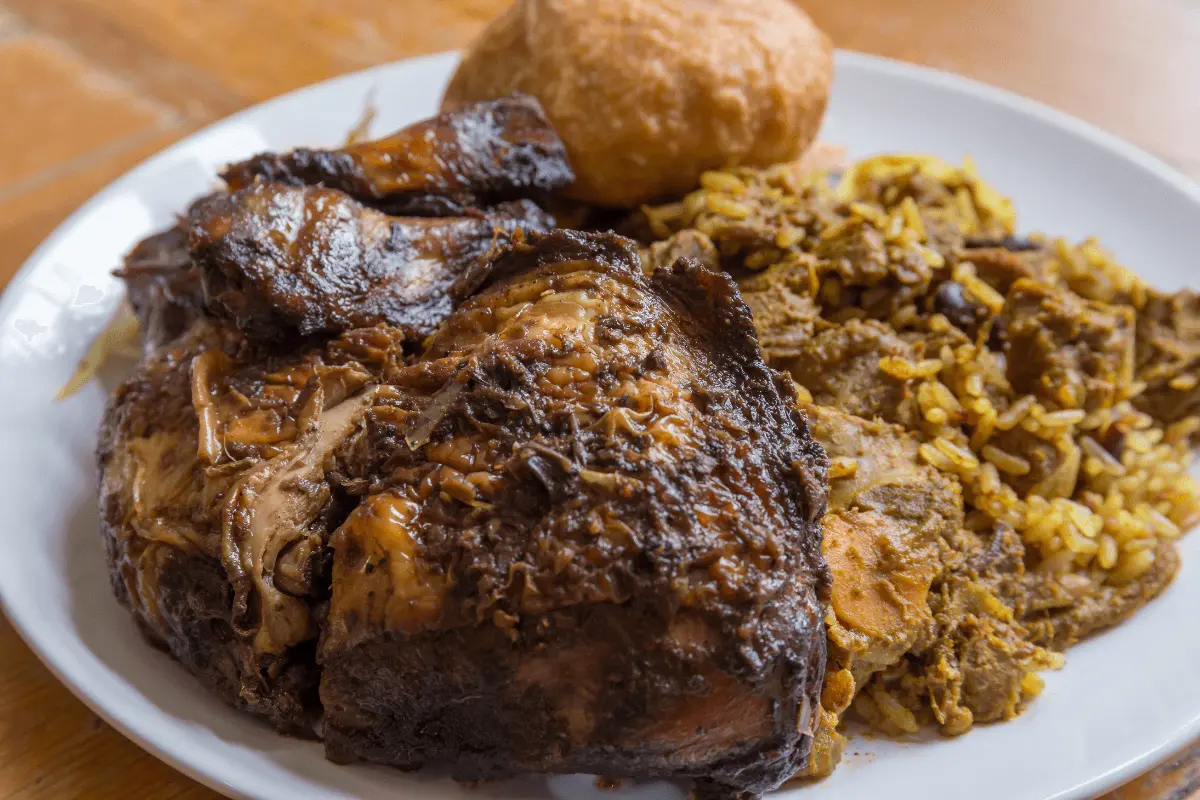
[222,94,574,216]
[321,231,829,796]
[189,185,552,342]
[98,96,833,800]
[118,94,573,351]
[98,316,387,733]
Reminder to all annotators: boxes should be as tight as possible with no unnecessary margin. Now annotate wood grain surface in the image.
[0,1,1197,798]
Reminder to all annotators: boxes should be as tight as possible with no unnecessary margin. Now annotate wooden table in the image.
[0,0,1197,797]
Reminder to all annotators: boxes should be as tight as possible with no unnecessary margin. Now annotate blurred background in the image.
[0,0,1197,797]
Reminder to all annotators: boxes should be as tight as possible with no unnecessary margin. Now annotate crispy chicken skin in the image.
[188,184,553,343]
[319,231,830,798]
[221,95,574,216]
[122,98,571,352]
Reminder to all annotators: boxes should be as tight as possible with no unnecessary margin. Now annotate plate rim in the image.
[1,48,1198,800]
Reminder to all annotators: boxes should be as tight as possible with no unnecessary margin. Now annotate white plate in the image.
[1,50,1197,800]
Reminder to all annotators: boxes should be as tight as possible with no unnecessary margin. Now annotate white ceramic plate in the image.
[1,50,1197,800]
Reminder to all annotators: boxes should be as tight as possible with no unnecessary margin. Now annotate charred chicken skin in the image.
[119,97,568,352]
[189,184,553,342]
[221,94,575,216]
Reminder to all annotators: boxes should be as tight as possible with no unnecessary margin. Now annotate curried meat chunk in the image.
[778,319,921,426]
[738,260,823,360]
[917,524,1063,731]
[319,230,830,799]
[792,405,959,778]
[801,402,1068,742]
[814,218,890,285]
[1134,288,1200,426]
[806,405,959,685]
[221,95,574,216]
[1025,540,1181,649]
[643,229,720,274]
[188,183,553,343]
[999,278,1135,411]
[958,241,1052,295]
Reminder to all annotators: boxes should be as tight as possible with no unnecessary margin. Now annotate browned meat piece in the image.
[319,231,830,799]
[998,278,1135,411]
[1134,288,1200,426]
[806,404,959,686]
[946,615,1047,724]
[792,405,958,775]
[1025,540,1181,649]
[222,95,574,216]
[815,218,890,285]
[778,318,920,426]
[899,522,1064,732]
[959,241,1052,294]
[643,229,720,274]
[802,403,1072,737]
[738,260,822,359]
[808,405,959,527]
[188,183,553,343]
[98,317,409,734]
[994,425,1082,499]
[115,222,204,351]
[814,217,935,303]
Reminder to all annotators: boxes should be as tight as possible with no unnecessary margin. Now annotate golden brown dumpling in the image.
[442,0,834,207]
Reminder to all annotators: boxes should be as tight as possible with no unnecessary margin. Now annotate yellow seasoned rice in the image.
[646,153,1198,588]
[645,152,1199,765]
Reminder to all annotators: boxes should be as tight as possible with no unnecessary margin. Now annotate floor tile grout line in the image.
[0,119,186,205]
